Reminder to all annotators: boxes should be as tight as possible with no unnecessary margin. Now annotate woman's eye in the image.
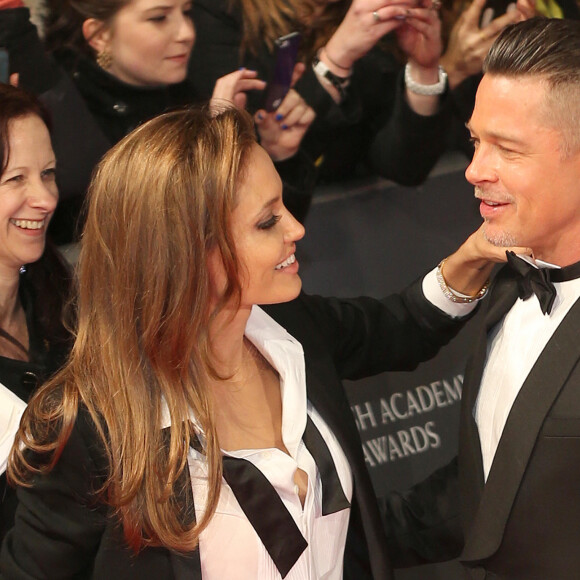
[148,15,166,22]
[42,168,56,181]
[258,214,282,230]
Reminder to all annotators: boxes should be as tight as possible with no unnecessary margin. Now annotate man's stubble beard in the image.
[482,220,518,247]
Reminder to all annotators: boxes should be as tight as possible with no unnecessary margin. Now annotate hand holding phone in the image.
[262,32,301,112]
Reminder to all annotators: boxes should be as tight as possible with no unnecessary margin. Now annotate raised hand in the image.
[211,68,266,110]
[396,0,443,71]
[440,0,524,89]
[323,0,418,71]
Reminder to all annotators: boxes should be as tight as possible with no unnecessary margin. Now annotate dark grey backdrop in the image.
[299,165,480,580]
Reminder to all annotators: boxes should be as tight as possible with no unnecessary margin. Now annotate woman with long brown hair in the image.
[2,105,528,579]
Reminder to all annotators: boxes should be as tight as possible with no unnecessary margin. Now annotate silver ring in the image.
[431,0,442,9]
[372,10,381,23]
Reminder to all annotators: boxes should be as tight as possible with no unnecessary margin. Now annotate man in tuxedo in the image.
[454,16,580,580]
[383,17,580,580]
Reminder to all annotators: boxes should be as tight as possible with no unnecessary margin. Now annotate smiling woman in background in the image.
[0,105,529,579]
[0,83,72,542]
[0,0,315,243]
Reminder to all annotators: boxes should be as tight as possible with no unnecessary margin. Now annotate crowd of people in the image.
[0,1,579,578]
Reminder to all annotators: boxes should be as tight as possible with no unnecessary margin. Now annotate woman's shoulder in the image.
[28,397,108,481]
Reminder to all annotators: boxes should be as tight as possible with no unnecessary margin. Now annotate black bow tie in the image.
[506,252,580,315]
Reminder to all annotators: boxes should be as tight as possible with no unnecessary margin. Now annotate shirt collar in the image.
[160,306,307,457]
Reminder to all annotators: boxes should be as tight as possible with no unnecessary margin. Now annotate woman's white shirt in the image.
[162,305,353,579]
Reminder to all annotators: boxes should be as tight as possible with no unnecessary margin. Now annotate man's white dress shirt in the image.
[475,277,580,479]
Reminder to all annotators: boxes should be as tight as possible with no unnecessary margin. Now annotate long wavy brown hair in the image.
[8,105,257,552]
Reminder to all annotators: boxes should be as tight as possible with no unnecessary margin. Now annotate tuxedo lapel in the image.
[262,297,393,579]
[459,270,520,526]
[463,269,520,416]
[462,295,580,562]
[301,339,394,580]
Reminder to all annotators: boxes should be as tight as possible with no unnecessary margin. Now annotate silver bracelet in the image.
[313,52,351,99]
[404,63,447,96]
[436,259,489,303]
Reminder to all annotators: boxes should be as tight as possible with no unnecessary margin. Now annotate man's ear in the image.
[82,18,110,54]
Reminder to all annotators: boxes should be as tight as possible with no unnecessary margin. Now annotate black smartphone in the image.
[480,0,516,26]
[262,32,301,112]
[0,48,9,84]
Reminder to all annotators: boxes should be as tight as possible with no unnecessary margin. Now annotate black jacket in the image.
[1,282,470,579]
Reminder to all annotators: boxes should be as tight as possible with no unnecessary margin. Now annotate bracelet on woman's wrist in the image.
[436,259,490,303]
[404,63,447,96]
[313,51,351,99]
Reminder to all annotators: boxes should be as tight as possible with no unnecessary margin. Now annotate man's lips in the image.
[479,198,511,218]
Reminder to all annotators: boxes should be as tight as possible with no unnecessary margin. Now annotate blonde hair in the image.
[9,106,257,552]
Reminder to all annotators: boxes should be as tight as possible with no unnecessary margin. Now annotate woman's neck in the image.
[208,305,284,451]
[208,304,252,375]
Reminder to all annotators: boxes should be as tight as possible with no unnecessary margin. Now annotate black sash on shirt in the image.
[198,416,350,578]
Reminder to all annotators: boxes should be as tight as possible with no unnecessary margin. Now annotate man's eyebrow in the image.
[464,122,527,146]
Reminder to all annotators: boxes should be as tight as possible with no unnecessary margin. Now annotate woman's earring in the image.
[96,50,113,70]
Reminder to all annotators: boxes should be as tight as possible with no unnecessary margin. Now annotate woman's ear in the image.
[82,18,110,54]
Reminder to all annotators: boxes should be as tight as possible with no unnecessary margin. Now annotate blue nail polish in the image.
[275,113,283,121]
[257,113,264,120]
[281,124,288,130]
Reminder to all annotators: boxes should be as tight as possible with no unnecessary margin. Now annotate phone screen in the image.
[262,32,301,112]
[0,49,9,84]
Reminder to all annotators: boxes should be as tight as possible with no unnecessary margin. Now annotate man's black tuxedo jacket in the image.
[0,283,467,580]
[383,267,580,580]
[458,267,580,579]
